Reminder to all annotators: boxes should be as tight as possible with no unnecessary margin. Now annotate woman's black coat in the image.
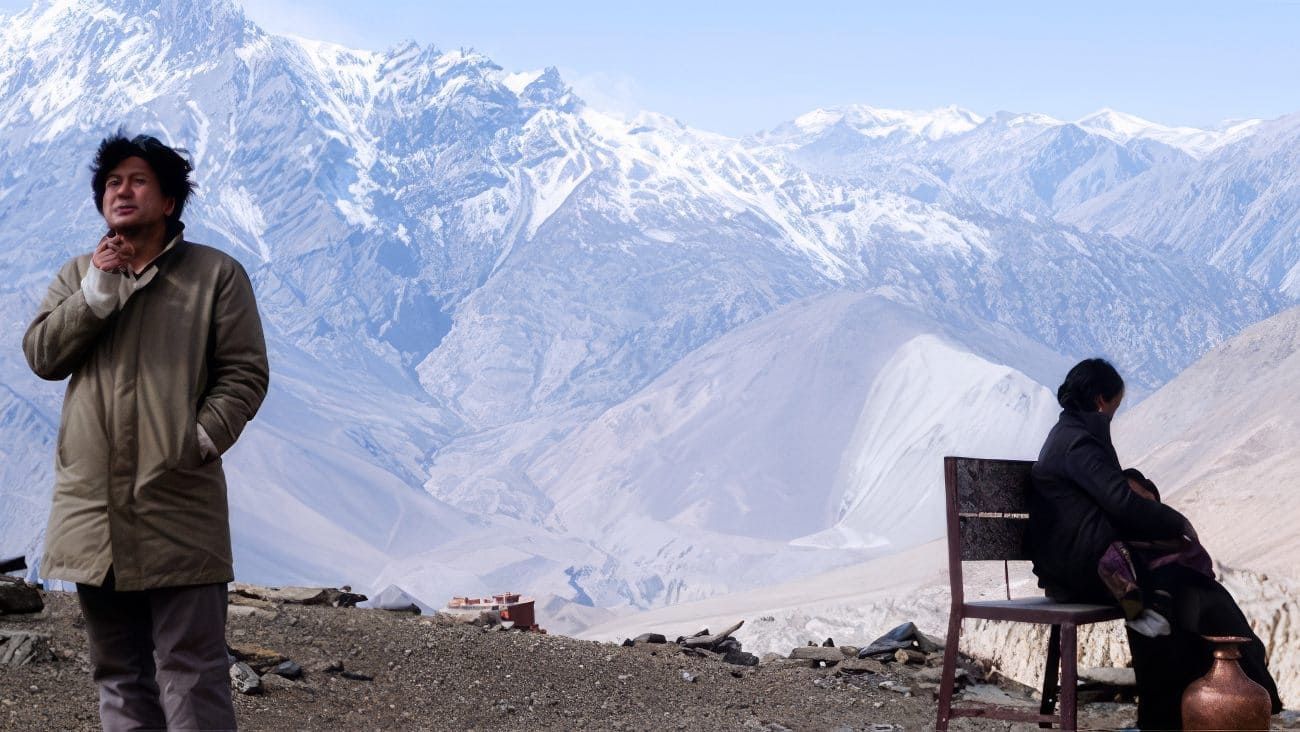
[1027,409,1187,598]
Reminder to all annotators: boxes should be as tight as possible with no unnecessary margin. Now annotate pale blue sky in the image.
[4,0,1298,135]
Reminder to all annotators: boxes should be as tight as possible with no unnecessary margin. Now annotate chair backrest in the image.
[943,456,1035,604]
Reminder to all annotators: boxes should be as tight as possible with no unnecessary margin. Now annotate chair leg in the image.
[935,609,963,731]
[1039,624,1062,728]
[1060,623,1078,732]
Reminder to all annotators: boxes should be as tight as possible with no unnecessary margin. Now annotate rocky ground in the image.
[3,586,1297,731]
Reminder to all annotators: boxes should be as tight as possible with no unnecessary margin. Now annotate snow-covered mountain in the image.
[0,0,1293,626]
[752,107,1191,217]
[1064,112,1300,297]
[1115,303,1300,585]
[1073,108,1258,158]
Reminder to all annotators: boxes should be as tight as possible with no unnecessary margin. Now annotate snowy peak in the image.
[498,66,578,110]
[761,104,983,146]
[7,0,250,47]
[0,0,257,139]
[516,66,577,109]
[983,110,1064,129]
[804,104,983,139]
[802,334,1058,551]
[1074,107,1259,158]
[1075,107,1161,137]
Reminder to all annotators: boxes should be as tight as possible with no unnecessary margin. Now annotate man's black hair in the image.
[90,132,196,226]
[1056,358,1125,412]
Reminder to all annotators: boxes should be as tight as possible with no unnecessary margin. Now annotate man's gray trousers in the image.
[76,572,235,731]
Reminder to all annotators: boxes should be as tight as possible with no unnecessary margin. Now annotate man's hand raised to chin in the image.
[91,232,135,274]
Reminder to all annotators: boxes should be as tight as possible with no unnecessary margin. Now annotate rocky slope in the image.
[0,588,1163,732]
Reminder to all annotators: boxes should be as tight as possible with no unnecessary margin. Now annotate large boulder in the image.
[0,578,43,615]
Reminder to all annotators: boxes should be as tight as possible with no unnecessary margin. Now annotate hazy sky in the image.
[3,0,1298,135]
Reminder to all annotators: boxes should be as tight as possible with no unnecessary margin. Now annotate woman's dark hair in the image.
[90,132,196,225]
[1057,358,1124,412]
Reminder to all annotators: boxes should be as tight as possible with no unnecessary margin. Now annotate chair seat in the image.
[962,597,1125,624]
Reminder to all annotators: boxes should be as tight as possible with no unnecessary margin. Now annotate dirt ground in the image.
[2,590,1286,731]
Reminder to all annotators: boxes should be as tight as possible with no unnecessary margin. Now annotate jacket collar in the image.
[133,224,186,278]
[1060,408,1114,444]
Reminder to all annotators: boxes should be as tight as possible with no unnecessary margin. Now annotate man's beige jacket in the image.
[23,238,269,590]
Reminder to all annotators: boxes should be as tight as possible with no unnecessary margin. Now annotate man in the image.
[23,133,269,731]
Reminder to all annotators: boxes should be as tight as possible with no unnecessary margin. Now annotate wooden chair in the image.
[935,456,1124,730]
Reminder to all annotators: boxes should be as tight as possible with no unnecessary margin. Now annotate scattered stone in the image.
[228,644,287,673]
[229,583,366,608]
[0,578,43,615]
[723,648,759,667]
[821,637,834,647]
[836,657,887,675]
[766,657,816,669]
[838,645,859,658]
[680,671,697,683]
[331,590,367,608]
[227,594,276,610]
[227,605,277,620]
[915,666,967,685]
[681,620,744,649]
[878,679,912,696]
[260,673,300,692]
[959,683,1036,708]
[1077,667,1139,704]
[0,631,53,666]
[893,649,926,665]
[229,662,262,695]
[231,583,331,605]
[788,646,843,664]
[439,610,487,626]
[271,660,303,680]
[314,660,344,674]
[1079,667,1136,687]
[632,633,667,644]
[340,670,373,681]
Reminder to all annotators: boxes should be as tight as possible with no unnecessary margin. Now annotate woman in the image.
[1027,358,1282,730]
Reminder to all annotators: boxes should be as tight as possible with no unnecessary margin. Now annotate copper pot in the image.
[1181,635,1272,731]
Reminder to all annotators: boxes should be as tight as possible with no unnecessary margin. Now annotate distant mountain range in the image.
[584,302,1300,703]
[1,0,1297,628]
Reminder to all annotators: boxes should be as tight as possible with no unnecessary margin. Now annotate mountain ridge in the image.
[0,0,1293,625]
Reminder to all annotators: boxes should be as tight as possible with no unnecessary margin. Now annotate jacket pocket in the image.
[170,419,204,470]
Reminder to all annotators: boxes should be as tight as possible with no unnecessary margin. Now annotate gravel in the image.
[0,591,1148,731]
